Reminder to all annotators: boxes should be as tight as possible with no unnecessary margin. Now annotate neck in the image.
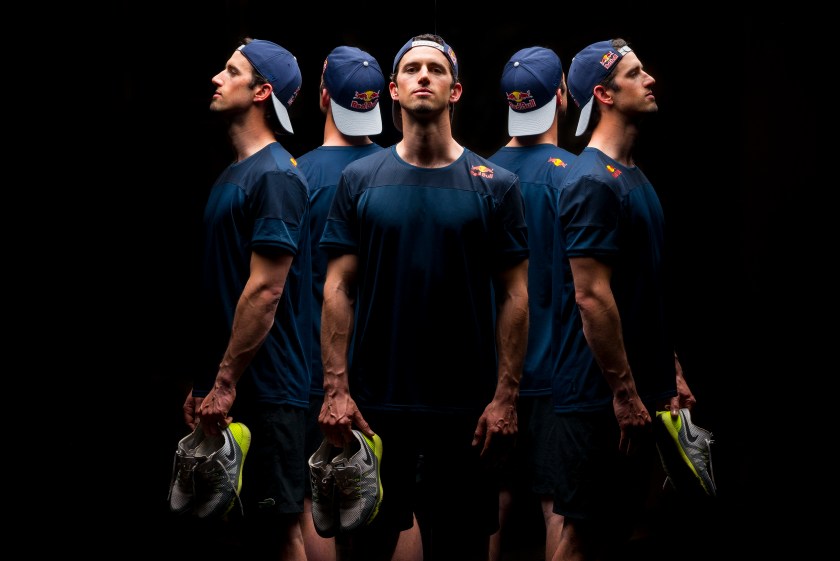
[588,117,639,166]
[397,117,462,168]
[226,107,277,161]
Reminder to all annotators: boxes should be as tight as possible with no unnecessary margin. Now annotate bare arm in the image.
[319,253,371,446]
[568,256,650,454]
[186,251,293,435]
[473,259,529,457]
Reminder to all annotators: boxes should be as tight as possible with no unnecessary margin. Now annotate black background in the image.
[121,3,807,556]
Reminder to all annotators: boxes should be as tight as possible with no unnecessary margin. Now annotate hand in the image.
[472,400,518,458]
[197,383,235,435]
[670,356,696,415]
[613,393,651,456]
[183,390,201,430]
[318,392,372,447]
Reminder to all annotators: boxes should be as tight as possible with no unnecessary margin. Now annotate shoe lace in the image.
[310,465,334,495]
[204,460,233,491]
[169,455,199,501]
[704,435,717,491]
[203,458,245,516]
[334,464,363,498]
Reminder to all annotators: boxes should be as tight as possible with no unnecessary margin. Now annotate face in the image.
[390,46,461,123]
[209,50,260,113]
[610,51,657,116]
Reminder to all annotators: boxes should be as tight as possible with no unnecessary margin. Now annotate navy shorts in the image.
[552,409,657,534]
[359,409,500,537]
[498,394,561,496]
[234,402,307,517]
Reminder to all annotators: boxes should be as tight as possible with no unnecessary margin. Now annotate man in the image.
[486,46,575,561]
[318,34,530,561]
[549,39,696,561]
[178,38,311,560]
[296,45,421,561]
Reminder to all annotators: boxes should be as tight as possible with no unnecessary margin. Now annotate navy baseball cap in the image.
[238,40,302,134]
[323,46,384,136]
[567,40,632,136]
[391,35,459,131]
[501,47,563,137]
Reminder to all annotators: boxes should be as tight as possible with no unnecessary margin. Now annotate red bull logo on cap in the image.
[599,51,620,70]
[447,47,458,68]
[506,90,537,112]
[351,90,380,110]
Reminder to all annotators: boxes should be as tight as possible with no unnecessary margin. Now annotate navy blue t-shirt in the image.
[321,145,528,414]
[297,144,384,398]
[488,144,576,397]
[196,142,312,408]
[551,147,676,413]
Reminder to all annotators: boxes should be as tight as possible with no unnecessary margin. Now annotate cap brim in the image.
[271,94,294,134]
[575,96,593,137]
[508,95,557,137]
[331,99,382,136]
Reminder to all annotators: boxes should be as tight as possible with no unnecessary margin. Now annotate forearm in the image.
[216,279,282,387]
[494,261,528,403]
[578,292,636,399]
[321,258,357,398]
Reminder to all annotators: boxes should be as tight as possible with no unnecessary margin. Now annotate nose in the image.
[417,65,431,84]
[643,71,655,87]
[211,71,224,86]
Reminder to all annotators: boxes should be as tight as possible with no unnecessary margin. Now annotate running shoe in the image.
[308,438,341,537]
[168,424,206,514]
[332,430,383,532]
[655,409,717,497]
[191,422,252,519]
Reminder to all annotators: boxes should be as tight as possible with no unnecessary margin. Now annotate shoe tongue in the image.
[195,433,225,459]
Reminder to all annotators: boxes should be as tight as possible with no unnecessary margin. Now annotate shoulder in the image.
[342,146,392,176]
[464,149,518,184]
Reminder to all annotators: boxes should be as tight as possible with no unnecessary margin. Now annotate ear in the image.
[593,84,613,106]
[449,82,463,103]
[389,81,399,102]
[254,82,273,103]
[320,86,330,111]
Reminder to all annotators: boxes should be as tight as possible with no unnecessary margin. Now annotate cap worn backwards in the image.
[391,35,459,132]
[323,46,384,136]
[238,39,302,134]
[567,40,632,136]
[501,46,563,137]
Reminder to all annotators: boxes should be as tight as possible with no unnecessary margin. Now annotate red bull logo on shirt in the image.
[351,90,380,110]
[506,90,536,111]
[470,165,494,179]
[606,164,621,178]
[548,158,567,167]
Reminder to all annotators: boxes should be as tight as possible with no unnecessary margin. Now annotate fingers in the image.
[354,412,374,438]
